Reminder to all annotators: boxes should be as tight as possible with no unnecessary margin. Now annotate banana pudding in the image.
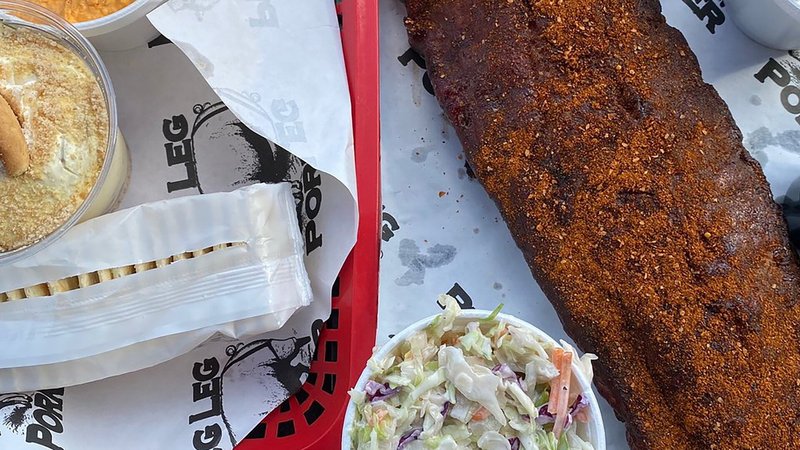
[0,17,128,255]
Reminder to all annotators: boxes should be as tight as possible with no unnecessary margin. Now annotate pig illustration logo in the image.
[166,101,307,224]
[190,101,301,192]
[0,389,65,448]
[163,99,322,252]
[790,50,800,64]
[217,329,318,444]
[0,394,32,434]
[168,0,222,19]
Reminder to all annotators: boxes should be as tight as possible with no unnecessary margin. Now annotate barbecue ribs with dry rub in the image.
[404,0,800,448]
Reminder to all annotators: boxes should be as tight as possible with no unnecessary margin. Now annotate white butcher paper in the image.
[378,1,800,449]
[0,0,357,449]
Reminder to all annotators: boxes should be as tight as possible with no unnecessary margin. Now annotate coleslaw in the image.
[348,296,598,450]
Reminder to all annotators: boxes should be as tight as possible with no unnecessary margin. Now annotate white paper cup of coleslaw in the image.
[342,308,606,450]
[75,0,167,51]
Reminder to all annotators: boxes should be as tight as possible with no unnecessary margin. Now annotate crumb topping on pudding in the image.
[0,23,108,252]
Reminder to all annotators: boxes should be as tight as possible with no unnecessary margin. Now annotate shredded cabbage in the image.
[349,295,596,450]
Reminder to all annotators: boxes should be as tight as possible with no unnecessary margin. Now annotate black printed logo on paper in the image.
[162,101,322,255]
[755,55,800,127]
[188,321,321,449]
[380,206,400,259]
[382,206,400,242]
[147,35,172,48]
[682,0,725,34]
[444,282,475,310]
[751,54,800,252]
[0,393,31,435]
[398,48,435,96]
[162,101,295,194]
[0,389,65,450]
[335,0,343,29]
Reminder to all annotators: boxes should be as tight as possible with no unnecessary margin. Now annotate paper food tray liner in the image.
[378,1,800,448]
[0,0,358,448]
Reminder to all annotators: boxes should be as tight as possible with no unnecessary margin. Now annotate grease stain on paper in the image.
[395,239,456,286]
[745,126,800,165]
[411,146,434,163]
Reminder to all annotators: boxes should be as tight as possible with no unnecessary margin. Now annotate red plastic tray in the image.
[234,0,380,448]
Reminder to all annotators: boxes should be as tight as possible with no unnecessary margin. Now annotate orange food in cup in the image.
[29,0,136,22]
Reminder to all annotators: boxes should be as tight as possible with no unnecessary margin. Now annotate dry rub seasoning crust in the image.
[405,0,800,448]
[0,24,108,252]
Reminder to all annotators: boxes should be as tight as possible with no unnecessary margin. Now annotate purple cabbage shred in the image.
[491,363,517,381]
[569,394,589,416]
[365,380,383,396]
[441,401,453,417]
[492,364,527,391]
[508,437,521,450]
[536,395,590,429]
[563,412,573,430]
[365,380,401,402]
[535,404,555,425]
[397,428,422,449]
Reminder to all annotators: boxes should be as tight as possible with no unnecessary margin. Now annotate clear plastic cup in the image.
[341,310,607,449]
[0,0,130,264]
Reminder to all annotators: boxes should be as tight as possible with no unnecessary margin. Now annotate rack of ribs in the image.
[404,0,800,448]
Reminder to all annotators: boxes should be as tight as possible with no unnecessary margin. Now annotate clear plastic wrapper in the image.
[0,183,312,393]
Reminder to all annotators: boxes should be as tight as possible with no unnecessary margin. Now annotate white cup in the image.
[727,0,800,50]
[75,0,168,51]
[341,310,607,449]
